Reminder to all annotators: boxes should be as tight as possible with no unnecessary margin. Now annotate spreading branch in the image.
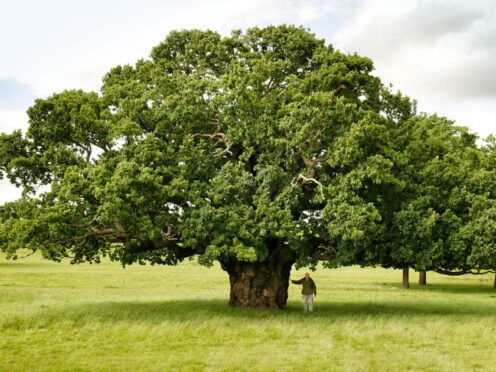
[126,239,196,259]
[208,117,220,126]
[303,129,325,147]
[331,84,346,98]
[14,250,37,260]
[161,224,178,241]
[47,227,117,247]
[291,173,324,198]
[193,132,232,156]
[310,236,336,261]
[300,153,320,178]
[191,116,233,155]
[301,153,318,168]
[435,268,496,276]
[54,215,196,258]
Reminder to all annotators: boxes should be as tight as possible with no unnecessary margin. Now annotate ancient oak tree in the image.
[2,26,492,308]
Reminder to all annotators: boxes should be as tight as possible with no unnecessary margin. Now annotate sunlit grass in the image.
[1,253,495,371]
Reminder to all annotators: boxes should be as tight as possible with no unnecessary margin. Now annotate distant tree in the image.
[458,136,496,288]
[387,117,496,287]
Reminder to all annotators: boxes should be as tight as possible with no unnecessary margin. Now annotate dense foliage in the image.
[1,26,494,307]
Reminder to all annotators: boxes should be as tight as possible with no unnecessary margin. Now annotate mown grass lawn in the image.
[1,253,495,371]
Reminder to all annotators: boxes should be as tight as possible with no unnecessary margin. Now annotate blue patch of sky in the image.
[0,79,35,110]
[305,0,359,49]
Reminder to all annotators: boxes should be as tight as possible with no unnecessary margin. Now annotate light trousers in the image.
[302,294,314,312]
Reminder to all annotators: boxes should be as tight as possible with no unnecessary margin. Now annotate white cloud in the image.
[332,0,496,138]
[0,110,29,134]
[419,97,496,140]
[0,0,343,98]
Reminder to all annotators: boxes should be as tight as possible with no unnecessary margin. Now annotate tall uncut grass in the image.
[1,253,495,371]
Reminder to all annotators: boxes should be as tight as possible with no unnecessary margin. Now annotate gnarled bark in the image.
[220,239,295,309]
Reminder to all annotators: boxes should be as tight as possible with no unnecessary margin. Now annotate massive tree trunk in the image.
[419,271,427,286]
[402,268,410,289]
[220,239,295,309]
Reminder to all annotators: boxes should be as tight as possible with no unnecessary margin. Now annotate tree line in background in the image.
[1,26,495,309]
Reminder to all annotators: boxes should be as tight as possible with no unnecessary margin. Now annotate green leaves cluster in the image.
[1,25,495,275]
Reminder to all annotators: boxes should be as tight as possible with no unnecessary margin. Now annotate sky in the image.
[1,0,495,203]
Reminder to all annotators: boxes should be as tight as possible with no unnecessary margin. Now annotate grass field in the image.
[1,253,496,371]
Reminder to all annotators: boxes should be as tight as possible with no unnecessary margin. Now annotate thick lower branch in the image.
[47,225,196,261]
[126,239,196,259]
[46,228,116,246]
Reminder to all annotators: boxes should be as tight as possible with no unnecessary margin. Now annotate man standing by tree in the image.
[291,273,317,312]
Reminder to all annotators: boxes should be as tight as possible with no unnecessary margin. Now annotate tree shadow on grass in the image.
[3,297,496,331]
[22,296,495,328]
[380,282,496,294]
[0,262,49,269]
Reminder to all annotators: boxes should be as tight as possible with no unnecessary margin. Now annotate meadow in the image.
[1,253,496,371]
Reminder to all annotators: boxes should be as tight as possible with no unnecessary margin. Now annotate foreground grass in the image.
[1,254,495,371]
